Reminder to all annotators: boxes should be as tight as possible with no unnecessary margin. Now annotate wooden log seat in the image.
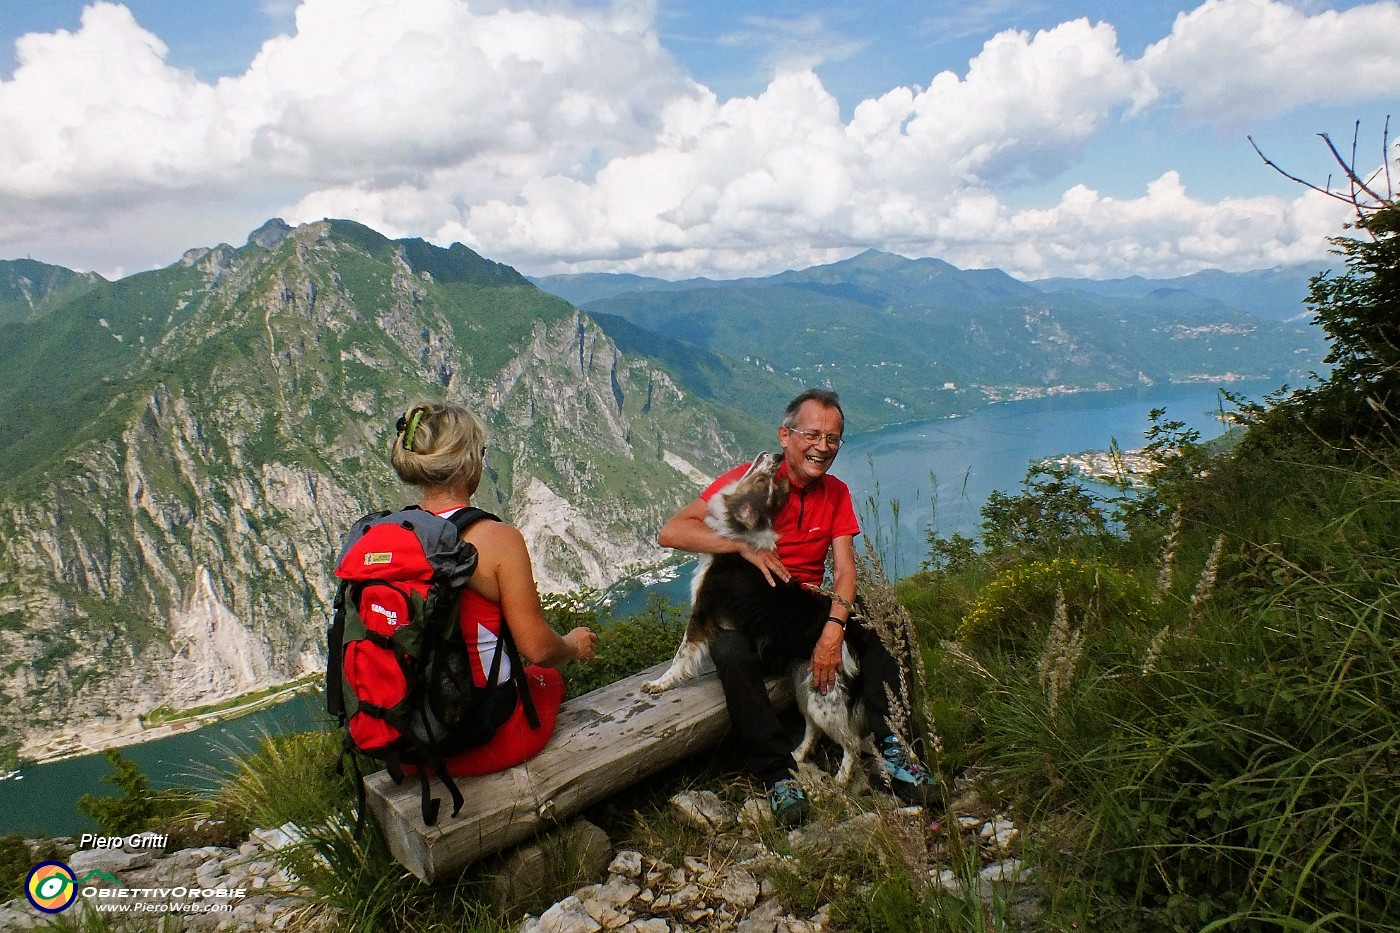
[364,660,793,882]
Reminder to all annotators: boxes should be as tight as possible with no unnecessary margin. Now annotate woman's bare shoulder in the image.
[466,515,526,550]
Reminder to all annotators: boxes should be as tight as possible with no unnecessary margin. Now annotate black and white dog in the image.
[643,452,869,785]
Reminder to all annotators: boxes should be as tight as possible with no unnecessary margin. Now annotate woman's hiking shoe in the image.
[880,736,937,806]
[769,778,810,827]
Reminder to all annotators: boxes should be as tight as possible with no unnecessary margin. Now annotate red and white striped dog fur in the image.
[643,451,869,785]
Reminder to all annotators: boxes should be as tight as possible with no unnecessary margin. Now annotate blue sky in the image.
[0,0,1396,280]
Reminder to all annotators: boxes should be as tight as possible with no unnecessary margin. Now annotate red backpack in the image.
[326,506,537,825]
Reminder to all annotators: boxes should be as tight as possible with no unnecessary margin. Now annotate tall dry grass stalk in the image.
[811,544,945,764]
[1141,625,1173,676]
[1189,535,1225,622]
[866,545,945,759]
[938,639,996,682]
[1156,507,1183,600]
[1039,586,1086,718]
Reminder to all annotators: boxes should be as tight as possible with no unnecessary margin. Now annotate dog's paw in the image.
[641,679,667,694]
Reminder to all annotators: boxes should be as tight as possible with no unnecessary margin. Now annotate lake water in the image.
[2,379,1273,837]
[837,380,1271,577]
[0,692,331,838]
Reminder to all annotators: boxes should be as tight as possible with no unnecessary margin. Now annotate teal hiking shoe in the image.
[769,778,811,827]
[880,736,937,806]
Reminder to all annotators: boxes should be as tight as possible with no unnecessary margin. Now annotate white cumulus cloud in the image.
[0,0,1390,279]
[1136,0,1400,125]
[999,172,1353,278]
[851,18,1142,188]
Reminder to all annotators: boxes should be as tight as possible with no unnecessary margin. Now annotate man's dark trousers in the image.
[709,616,908,786]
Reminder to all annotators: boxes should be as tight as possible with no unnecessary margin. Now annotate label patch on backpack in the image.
[363,552,393,566]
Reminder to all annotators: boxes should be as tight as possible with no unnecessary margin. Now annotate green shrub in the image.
[540,587,603,636]
[1287,199,1400,440]
[76,750,194,836]
[957,556,1153,650]
[216,729,351,832]
[920,531,979,575]
[980,465,1113,557]
[2,833,47,902]
[565,594,687,697]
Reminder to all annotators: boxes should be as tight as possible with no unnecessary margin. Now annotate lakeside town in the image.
[1038,447,1163,486]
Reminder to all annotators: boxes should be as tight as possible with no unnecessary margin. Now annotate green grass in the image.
[900,407,1400,931]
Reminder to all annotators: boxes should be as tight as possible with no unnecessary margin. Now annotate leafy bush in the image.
[1289,200,1400,439]
[76,750,194,837]
[920,530,979,575]
[539,587,604,638]
[1,833,62,903]
[957,556,1153,650]
[980,465,1112,557]
[565,594,687,697]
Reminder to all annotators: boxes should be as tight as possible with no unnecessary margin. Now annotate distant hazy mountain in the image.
[1031,262,1326,323]
[526,271,724,306]
[0,219,747,763]
[535,250,1326,430]
[533,250,1040,311]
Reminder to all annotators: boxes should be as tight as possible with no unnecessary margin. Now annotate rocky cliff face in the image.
[0,220,739,762]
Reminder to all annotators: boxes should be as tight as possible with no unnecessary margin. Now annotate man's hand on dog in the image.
[739,544,791,586]
[809,625,845,694]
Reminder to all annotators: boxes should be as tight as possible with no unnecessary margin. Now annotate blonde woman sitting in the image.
[389,399,596,774]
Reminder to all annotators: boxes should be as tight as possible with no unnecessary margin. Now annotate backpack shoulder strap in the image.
[443,507,542,730]
[446,506,500,533]
[325,580,350,720]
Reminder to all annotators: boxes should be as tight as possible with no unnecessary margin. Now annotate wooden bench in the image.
[364,661,794,882]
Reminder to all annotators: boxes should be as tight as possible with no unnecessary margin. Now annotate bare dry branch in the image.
[1384,116,1393,197]
[1249,119,1395,219]
[1248,135,1348,202]
[1320,126,1385,204]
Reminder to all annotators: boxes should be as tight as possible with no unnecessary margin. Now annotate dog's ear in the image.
[734,502,756,528]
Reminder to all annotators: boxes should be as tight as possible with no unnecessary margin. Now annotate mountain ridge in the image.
[530,249,1320,319]
[534,250,1325,430]
[0,258,105,326]
[1030,261,1324,323]
[0,219,745,764]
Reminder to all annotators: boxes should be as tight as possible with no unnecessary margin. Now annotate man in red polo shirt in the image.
[658,389,935,826]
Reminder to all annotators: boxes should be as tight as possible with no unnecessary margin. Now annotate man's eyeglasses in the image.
[788,428,843,448]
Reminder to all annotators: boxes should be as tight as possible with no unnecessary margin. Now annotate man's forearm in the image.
[658,516,741,555]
